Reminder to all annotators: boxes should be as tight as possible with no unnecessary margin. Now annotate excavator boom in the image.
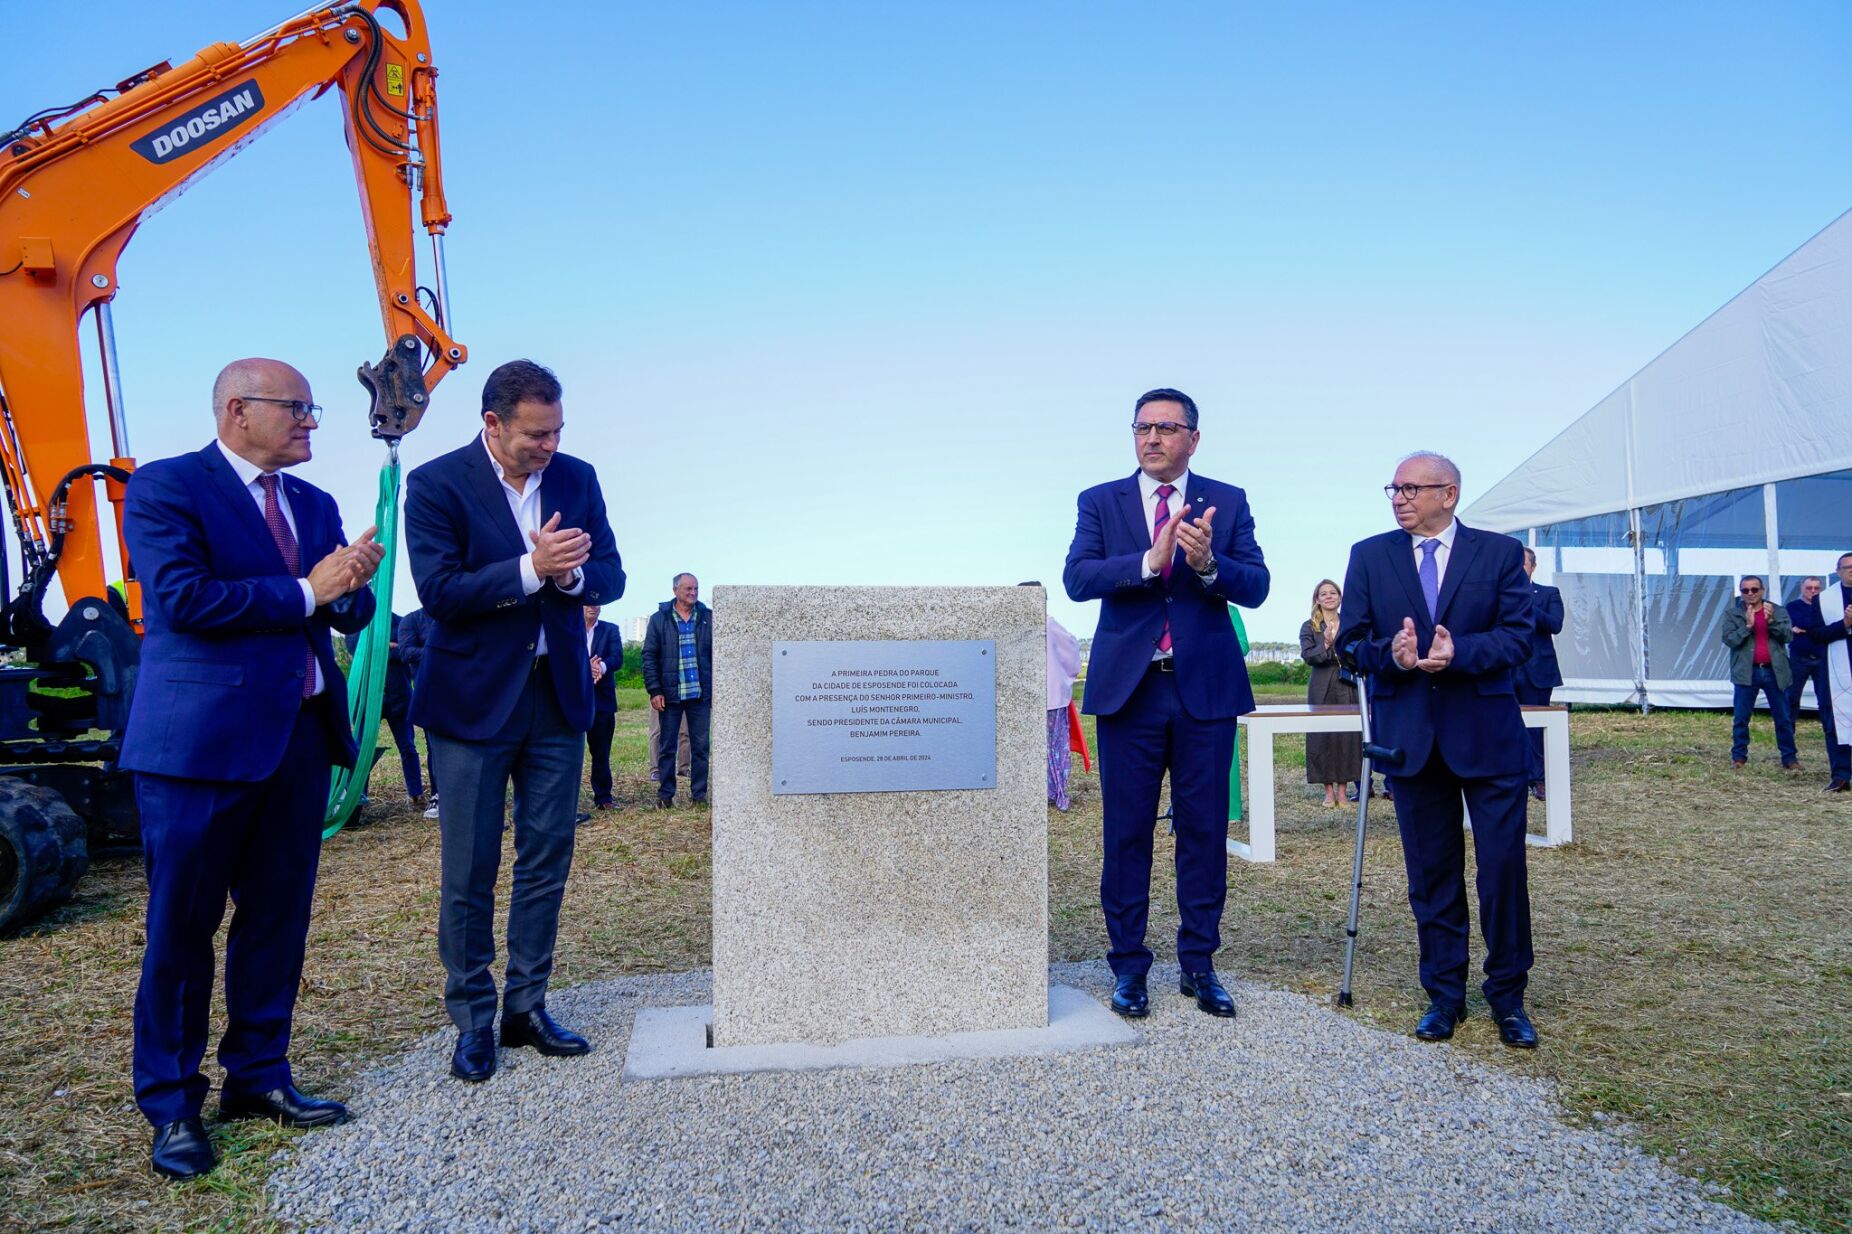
[0,0,466,634]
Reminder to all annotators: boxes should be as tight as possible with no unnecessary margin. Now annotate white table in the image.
[1230,703,1572,863]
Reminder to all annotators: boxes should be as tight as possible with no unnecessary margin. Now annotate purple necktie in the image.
[1418,537,1442,623]
[1154,484,1176,652]
[259,474,317,699]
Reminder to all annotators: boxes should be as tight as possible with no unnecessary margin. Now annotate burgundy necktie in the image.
[1153,483,1176,653]
[258,474,317,699]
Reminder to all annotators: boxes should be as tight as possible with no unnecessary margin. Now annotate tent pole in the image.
[1763,483,1781,598]
[1631,506,1649,715]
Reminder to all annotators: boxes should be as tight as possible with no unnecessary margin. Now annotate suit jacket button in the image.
[526,642,536,651]
[296,669,305,678]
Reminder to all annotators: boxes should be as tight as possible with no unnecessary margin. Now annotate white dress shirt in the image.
[215,439,323,695]
[217,440,317,619]
[481,433,583,656]
[1409,518,1459,590]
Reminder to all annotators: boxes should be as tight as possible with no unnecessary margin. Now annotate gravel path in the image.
[269,963,1773,1233]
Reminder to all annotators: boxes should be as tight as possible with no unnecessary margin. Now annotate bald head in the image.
[1399,451,1461,489]
[1389,451,1462,537]
[213,357,317,472]
[213,358,307,421]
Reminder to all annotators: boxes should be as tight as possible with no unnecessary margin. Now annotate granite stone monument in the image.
[710,585,1048,1048]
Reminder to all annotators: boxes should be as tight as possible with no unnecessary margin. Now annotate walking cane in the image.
[1337,644,1402,1008]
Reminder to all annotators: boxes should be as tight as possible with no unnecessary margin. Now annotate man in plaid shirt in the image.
[642,573,712,807]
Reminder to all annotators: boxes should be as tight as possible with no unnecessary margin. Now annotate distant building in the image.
[1246,642,1300,665]
[627,615,648,643]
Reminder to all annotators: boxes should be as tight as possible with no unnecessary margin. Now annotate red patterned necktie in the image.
[258,474,317,699]
[1153,483,1176,653]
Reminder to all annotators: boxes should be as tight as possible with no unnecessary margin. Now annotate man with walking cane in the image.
[1336,452,1540,1048]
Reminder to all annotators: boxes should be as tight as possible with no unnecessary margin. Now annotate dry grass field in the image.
[1,690,1846,1232]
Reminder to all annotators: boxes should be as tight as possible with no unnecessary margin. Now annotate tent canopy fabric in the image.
[1461,210,1852,709]
[1464,209,1852,533]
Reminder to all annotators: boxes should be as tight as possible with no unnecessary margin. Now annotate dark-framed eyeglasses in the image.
[1740,586,1764,595]
[1131,420,1192,439]
[240,395,323,426]
[1383,482,1452,500]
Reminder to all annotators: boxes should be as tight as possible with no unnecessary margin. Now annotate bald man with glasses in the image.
[1336,452,1541,1048]
[120,358,383,1180]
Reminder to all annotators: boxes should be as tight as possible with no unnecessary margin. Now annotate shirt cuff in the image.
[520,553,543,596]
[1141,557,1158,581]
[1196,565,1218,586]
[298,579,317,616]
[558,569,586,596]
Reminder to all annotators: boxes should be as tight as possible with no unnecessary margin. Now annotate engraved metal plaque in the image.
[772,639,997,794]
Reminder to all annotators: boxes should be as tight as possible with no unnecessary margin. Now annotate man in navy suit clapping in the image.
[1337,453,1541,1049]
[121,358,382,1180]
[405,359,624,1084]
[1064,389,1270,1021]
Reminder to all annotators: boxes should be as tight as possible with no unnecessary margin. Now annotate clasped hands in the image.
[307,526,384,606]
[1146,505,1218,576]
[529,512,591,587]
[1391,616,1453,673]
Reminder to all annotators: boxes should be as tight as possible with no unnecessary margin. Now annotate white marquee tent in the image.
[1463,210,1852,708]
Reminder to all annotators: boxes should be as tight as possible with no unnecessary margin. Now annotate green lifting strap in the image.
[323,449,403,840]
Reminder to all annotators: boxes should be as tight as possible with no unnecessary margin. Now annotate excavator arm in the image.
[0,0,466,641]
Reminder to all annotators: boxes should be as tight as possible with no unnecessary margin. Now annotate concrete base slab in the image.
[622,984,1135,1080]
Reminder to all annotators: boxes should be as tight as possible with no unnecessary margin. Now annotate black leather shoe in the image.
[573,811,592,825]
[500,1005,591,1056]
[451,1027,497,1082]
[1826,779,1850,793]
[1180,970,1236,1018]
[219,1083,349,1129]
[1415,1003,1464,1041]
[1529,781,1547,802]
[1496,1006,1539,1049]
[151,1117,216,1181]
[1109,973,1149,1018]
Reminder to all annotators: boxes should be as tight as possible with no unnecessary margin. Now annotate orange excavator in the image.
[0,0,464,930]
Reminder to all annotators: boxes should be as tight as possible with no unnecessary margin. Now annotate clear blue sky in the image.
[9,1,1850,641]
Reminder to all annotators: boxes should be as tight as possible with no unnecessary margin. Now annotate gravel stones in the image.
[268,964,1776,1233]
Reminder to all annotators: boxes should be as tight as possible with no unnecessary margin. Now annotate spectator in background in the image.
[1299,579,1361,808]
[642,573,712,808]
[398,606,440,818]
[584,605,622,810]
[1721,575,1799,770]
[1517,548,1564,801]
[1785,577,1825,722]
[1045,604,1082,811]
[1792,556,1852,792]
[647,701,692,787]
